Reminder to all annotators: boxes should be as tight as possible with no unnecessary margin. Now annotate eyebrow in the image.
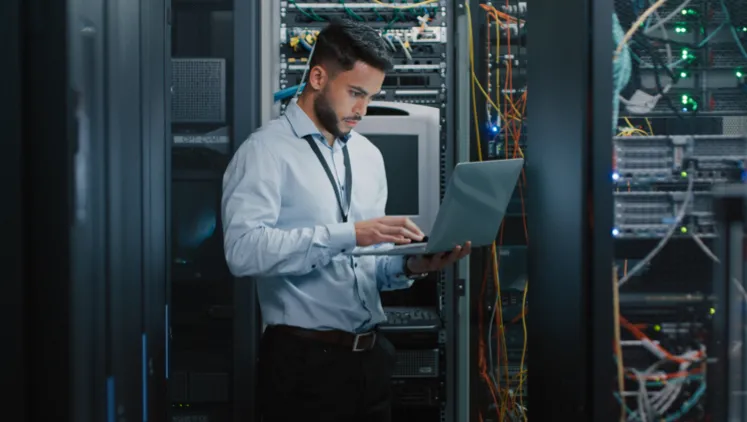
[349,85,380,97]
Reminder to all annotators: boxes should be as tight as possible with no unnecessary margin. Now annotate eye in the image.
[350,90,365,98]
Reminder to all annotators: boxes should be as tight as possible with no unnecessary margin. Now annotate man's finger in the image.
[384,235,410,244]
[460,242,472,258]
[445,246,463,265]
[403,218,424,236]
[380,225,422,240]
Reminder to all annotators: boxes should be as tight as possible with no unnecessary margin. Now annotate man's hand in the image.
[406,242,472,274]
[354,216,425,247]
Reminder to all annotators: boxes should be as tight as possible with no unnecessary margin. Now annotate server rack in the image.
[167,1,263,421]
[263,2,461,420]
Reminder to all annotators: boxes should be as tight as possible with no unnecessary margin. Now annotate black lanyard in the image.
[303,135,352,223]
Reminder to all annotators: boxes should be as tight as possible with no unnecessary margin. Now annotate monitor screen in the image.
[365,134,420,215]
[172,180,228,280]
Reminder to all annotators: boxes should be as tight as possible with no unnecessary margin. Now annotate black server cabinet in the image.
[6,0,171,420]
[526,0,615,420]
[15,0,84,419]
[2,0,25,418]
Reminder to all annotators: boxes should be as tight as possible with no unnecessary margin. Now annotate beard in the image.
[313,87,347,139]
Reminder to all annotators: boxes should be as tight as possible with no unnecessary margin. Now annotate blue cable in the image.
[274,83,306,102]
[613,12,633,133]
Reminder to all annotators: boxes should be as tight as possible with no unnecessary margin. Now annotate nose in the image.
[353,98,368,117]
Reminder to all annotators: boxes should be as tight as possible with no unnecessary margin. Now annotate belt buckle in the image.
[352,331,376,352]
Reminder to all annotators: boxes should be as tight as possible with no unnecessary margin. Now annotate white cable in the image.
[618,170,695,287]
[692,234,720,262]
[732,277,747,303]
[395,36,412,60]
[487,290,499,387]
[644,0,692,35]
[382,34,396,51]
[647,3,675,67]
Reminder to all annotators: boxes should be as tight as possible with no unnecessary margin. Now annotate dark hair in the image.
[310,19,393,73]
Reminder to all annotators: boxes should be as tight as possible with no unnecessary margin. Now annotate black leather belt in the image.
[268,324,377,352]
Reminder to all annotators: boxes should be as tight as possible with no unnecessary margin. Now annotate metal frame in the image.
[69,0,109,420]
[453,4,472,422]
[141,0,170,419]
[526,0,615,419]
[710,184,747,422]
[443,2,459,421]
[232,1,264,421]
[106,0,147,419]
[3,0,25,418]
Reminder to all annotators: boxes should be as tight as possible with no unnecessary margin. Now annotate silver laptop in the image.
[349,158,524,256]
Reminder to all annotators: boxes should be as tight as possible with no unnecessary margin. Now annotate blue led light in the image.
[491,126,498,133]
[612,228,620,237]
[612,172,620,181]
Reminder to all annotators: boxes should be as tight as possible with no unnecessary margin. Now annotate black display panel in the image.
[366,134,420,215]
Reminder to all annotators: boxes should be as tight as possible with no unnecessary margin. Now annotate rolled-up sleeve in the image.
[221,137,356,278]
[377,255,415,291]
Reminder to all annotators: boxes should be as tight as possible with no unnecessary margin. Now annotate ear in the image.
[307,65,329,91]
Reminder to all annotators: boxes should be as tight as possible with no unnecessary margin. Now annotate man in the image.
[221,19,471,422]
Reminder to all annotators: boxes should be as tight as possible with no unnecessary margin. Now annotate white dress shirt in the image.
[221,101,413,333]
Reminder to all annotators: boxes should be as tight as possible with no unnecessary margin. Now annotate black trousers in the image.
[258,326,396,422]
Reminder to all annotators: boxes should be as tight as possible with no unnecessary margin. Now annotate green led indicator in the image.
[742,27,747,32]
[737,70,744,78]
[675,26,687,33]
[710,307,716,315]
[680,71,688,78]
[680,226,688,234]
[680,95,698,111]
[681,171,688,177]
[654,324,662,331]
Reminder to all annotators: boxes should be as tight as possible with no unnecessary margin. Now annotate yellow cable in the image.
[613,266,625,422]
[615,0,667,57]
[467,4,532,419]
[644,117,654,135]
[516,279,528,421]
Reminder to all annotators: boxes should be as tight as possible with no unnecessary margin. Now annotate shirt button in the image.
[312,265,316,269]
[341,249,346,253]
[354,263,358,268]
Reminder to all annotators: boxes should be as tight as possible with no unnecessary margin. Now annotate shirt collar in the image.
[284,100,352,144]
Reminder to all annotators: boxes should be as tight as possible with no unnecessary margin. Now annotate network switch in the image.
[613,190,715,238]
[613,134,747,183]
